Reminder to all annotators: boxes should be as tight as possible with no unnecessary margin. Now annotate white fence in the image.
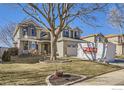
[77,43,116,61]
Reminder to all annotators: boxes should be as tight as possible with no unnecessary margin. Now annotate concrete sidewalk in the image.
[72,69,124,85]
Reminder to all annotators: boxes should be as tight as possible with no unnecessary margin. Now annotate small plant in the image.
[54,70,63,77]
[2,51,11,62]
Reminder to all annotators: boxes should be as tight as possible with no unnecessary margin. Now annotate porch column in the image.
[28,41,31,50]
[73,31,75,39]
[19,41,23,55]
[69,30,71,38]
[61,32,63,38]
[38,42,41,53]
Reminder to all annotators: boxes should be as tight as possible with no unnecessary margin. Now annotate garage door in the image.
[67,45,77,56]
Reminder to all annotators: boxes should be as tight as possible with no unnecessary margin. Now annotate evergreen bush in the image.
[2,50,11,62]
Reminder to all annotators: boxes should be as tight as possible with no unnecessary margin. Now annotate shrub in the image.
[2,51,11,62]
[8,47,18,56]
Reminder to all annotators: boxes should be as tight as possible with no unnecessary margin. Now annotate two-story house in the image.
[13,20,83,57]
[106,34,124,55]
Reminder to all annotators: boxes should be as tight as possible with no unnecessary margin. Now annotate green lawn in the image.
[0,57,122,85]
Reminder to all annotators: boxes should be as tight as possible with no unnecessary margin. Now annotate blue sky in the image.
[0,4,121,47]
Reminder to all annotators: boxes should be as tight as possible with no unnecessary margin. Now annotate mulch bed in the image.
[49,73,82,85]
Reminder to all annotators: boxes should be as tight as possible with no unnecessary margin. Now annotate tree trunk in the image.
[50,34,57,61]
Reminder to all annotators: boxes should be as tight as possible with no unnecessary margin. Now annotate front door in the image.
[41,43,50,54]
[44,44,48,53]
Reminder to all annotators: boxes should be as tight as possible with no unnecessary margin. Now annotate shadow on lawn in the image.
[2,56,50,64]
[109,58,124,63]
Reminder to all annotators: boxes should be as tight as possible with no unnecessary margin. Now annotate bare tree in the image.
[108,8,124,34]
[108,8,124,43]
[18,3,107,60]
[0,23,16,47]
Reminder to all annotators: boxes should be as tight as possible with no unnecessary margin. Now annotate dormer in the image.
[60,27,81,39]
[95,33,108,43]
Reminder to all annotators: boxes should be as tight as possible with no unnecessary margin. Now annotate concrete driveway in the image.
[72,69,124,85]
[71,58,124,85]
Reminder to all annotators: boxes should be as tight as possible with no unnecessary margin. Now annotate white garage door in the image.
[67,45,77,56]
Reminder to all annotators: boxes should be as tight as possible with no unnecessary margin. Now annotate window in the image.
[29,24,36,36]
[30,42,36,49]
[68,44,77,48]
[75,31,79,39]
[23,41,28,50]
[29,42,38,50]
[31,44,36,49]
[31,28,36,36]
[63,30,69,37]
[40,32,47,37]
[22,27,28,36]
[70,31,73,38]
[72,44,76,48]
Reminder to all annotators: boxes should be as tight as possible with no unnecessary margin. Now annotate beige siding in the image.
[107,37,118,44]
[107,36,123,55]
[83,37,95,42]
[38,42,41,52]
[116,45,122,55]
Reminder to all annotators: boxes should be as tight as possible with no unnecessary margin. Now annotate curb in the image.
[46,73,87,86]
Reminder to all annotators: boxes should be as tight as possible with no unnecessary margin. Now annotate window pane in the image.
[32,28,36,36]
[63,30,69,37]
[41,32,47,37]
[23,41,28,50]
[22,27,28,36]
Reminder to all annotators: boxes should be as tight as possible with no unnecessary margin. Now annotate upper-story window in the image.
[70,31,73,38]
[63,30,69,37]
[22,27,28,36]
[29,24,36,36]
[74,31,79,39]
[40,32,47,38]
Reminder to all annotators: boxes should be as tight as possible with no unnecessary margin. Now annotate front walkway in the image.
[72,69,124,85]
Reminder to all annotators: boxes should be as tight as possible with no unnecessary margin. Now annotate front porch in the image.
[19,40,51,55]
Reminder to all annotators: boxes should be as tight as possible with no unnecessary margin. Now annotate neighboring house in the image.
[106,34,124,55]
[81,33,124,56]
[13,20,84,57]
[81,33,108,43]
